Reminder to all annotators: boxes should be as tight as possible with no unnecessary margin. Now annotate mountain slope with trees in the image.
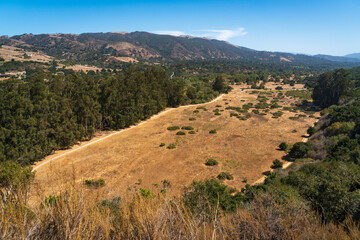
[1,32,359,69]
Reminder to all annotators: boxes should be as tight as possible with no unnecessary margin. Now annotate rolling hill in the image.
[1,31,358,68]
[345,53,360,60]
[314,54,360,63]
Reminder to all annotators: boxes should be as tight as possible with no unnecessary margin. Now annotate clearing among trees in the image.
[32,84,318,198]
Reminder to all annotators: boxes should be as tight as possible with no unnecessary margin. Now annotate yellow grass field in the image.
[32,84,318,199]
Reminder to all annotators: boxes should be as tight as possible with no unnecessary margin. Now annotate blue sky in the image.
[1,0,359,55]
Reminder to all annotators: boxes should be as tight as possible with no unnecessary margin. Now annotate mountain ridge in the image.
[0,31,358,68]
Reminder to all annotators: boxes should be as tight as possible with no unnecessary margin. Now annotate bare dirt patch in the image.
[32,85,318,199]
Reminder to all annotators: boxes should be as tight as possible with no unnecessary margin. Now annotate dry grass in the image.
[2,179,359,239]
[0,45,53,62]
[32,85,318,198]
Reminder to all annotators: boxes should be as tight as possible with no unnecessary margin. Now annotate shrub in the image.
[255,102,269,109]
[252,109,260,114]
[159,143,165,147]
[326,122,356,136]
[209,129,217,134]
[217,172,234,180]
[205,159,218,166]
[196,106,208,111]
[189,130,196,134]
[215,112,221,115]
[275,86,283,90]
[84,179,105,187]
[139,188,155,198]
[271,159,283,169]
[270,103,281,109]
[215,105,222,107]
[271,111,283,118]
[289,116,299,120]
[230,112,239,117]
[167,126,180,131]
[189,117,196,121]
[167,143,176,149]
[289,142,310,158]
[193,110,199,113]
[183,178,242,213]
[279,142,288,151]
[176,131,186,135]
[307,126,316,136]
[182,126,194,130]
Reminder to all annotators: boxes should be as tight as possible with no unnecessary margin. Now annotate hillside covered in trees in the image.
[1,32,359,69]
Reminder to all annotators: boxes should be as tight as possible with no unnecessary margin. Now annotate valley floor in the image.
[31,83,318,199]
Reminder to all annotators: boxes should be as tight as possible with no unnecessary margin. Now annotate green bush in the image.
[230,112,239,117]
[189,117,196,121]
[205,159,218,166]
[159,143,165,147]
[167,143,176,149]
[176,131,186,135]
[196,106,208,111]
[167,126,180,131]
[193,110,199,113]
[215,112,221,115]
[279,142,288,151]
[189,130,196,134]
[209,129,217,134]
[289,142,310,158]
[289,116,299,120]
[307,126,316,136]
[255,102,269,109]
[271,111,283,118]
[183,178,242,213]
[139,188,155,198]
[84,179,105,187]
[326,122,356,136]
[215,105,222,107]
[270,103,281,109]
[270,159,283,169]
[182,126,194,130]
[217,172,234,180]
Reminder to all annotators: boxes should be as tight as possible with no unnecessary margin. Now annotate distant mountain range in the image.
[1,31,359,68]
[314,54,360,63]
[345,53,360,60]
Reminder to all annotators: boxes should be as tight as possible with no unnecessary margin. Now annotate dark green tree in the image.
[313,69,354,108]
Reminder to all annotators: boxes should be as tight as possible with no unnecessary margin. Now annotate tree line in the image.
[0,66,221,165]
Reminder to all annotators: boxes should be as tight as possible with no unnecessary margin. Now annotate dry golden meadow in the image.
[32,83,318,199]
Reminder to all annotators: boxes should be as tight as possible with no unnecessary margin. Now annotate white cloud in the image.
[202,28,248,41]
[154,30,186,36]
[153,27,248,41]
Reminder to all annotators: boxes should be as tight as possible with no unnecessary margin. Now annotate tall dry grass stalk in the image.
[1,174,360,239]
